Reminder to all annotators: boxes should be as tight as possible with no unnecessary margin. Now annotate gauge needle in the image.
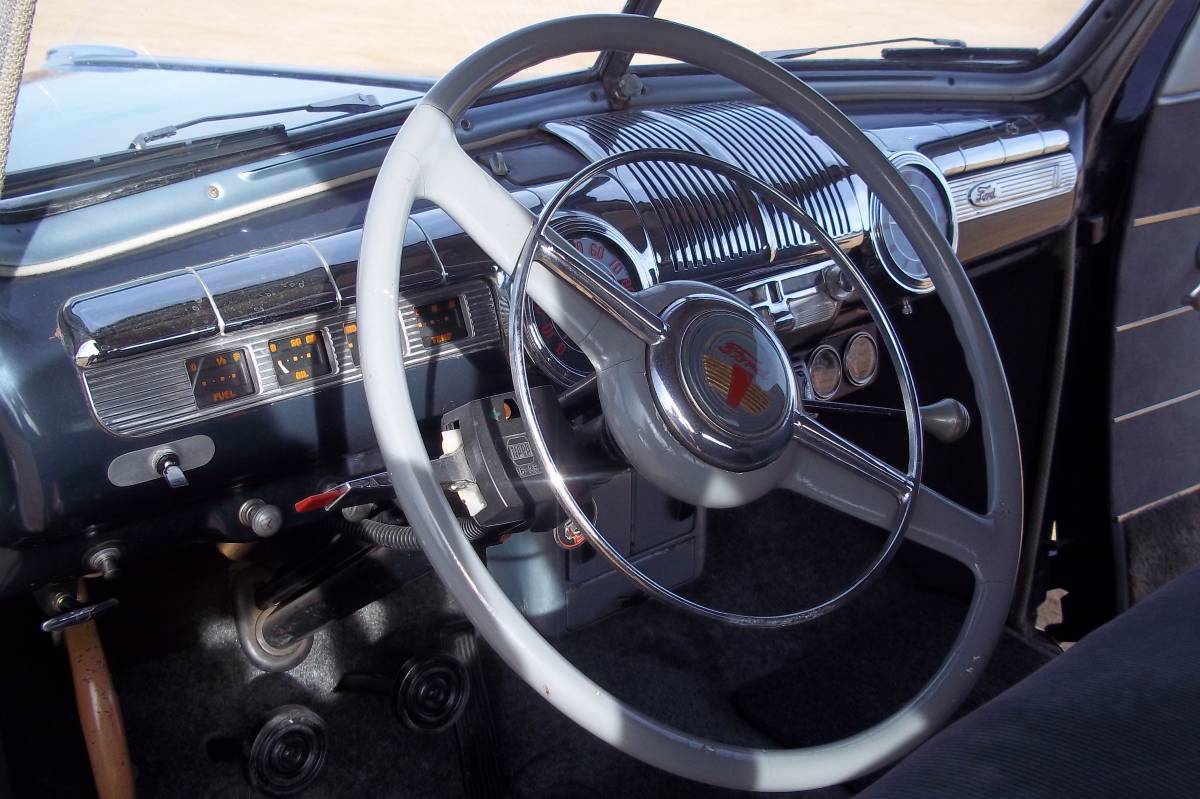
[277,360,290,373]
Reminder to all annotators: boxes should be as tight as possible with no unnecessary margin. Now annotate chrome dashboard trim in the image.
[187,265,228,335]
[304,239,343,307]
[81,280,501,437]
[948,151,1078,223]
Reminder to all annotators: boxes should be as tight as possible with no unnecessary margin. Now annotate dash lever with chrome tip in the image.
[295,472,395,513]
[806,397,972,443]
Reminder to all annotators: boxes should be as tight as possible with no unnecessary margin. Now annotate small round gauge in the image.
[807,344,843,400]
[843,331,879,386]
[870,152,957,294]
[525,229,640,386]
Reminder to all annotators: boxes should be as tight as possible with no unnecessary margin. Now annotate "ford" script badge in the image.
[968,181,1002,207]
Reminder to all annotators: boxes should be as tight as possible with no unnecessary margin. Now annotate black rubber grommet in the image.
[393,654,470,733]
[244,705,328,797]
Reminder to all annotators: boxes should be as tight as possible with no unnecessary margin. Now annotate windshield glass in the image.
[24,1,614,80]
[648,1,1093,61]
[11,0,1095,183]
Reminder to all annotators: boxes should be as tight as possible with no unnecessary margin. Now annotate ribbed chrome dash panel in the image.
[543,102,863,276]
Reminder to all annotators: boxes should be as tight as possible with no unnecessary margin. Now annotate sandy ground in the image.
[25,0,1086,80]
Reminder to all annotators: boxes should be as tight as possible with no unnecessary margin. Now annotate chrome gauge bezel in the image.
[523,213,655,387]
[869,150,958,295]
[806,343,844,400]
[843,330,880,386]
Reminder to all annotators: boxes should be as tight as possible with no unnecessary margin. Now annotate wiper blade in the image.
[128,92,382,149]
[880,45,1039,63]
[765,37,967,60]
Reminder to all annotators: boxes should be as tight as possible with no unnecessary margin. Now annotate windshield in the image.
[10,0,1095,185]
[24,2,615,82]
[646,1,1093,62]
[26,0,1095,81]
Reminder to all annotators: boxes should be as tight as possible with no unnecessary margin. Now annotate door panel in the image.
[1110,14,1200,598]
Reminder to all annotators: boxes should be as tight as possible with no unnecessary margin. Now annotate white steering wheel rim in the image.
[358,14,1022,792]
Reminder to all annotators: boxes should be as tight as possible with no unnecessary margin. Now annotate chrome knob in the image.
[240,499,283,538]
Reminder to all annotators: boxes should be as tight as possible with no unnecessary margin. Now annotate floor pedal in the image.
[441,623,506,799]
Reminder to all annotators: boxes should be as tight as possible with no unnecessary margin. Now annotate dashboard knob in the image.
[240,499,284,538]
[154,452,189,488]
[821,263,856,301]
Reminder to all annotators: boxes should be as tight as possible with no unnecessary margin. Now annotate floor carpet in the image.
[1,490,1054,798]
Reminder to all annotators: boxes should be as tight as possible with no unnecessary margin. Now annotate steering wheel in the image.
[358,14,1022,792]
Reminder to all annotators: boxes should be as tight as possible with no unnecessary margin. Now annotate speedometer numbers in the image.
[526,232,638,386]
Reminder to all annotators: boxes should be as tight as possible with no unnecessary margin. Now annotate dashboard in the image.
[0,96,1081,595]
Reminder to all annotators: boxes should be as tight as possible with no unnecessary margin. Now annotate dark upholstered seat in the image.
[858,567,1200,798]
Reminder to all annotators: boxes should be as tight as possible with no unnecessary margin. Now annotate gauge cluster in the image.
[798,327,883,402]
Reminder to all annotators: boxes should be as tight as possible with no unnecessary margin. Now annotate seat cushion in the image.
[858,567,1200,798]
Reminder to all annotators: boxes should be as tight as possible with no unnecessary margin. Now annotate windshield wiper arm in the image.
[128,92,382,149]
[764,37,967,60]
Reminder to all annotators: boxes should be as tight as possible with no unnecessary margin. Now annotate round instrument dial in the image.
[807,345,843,400]
[870,152,957,294]
[526,232,639,386]
[843,332,879,386]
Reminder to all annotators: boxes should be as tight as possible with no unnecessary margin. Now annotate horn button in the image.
[648,295,797,472]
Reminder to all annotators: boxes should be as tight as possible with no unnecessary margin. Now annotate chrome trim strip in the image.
[186,266,226,335]
[0,167,381,277]
[1115,305,1194,333]
[304,239,343,307]
[1132,205,1200,227]
[1113,386,1200,424]
[409,214,448,278]
[1116,481,1200,523]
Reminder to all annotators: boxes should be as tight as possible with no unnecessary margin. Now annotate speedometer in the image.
[869,151,957,294]
[525,226,641,387]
